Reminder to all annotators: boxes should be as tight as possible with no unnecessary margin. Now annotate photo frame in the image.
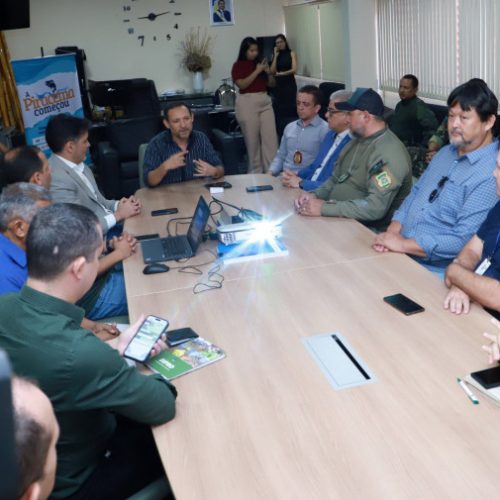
[210,0,234,26]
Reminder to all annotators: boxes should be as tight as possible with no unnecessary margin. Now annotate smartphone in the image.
[151,208,178,217]
[124,315,169,363]
[383,293,425,315]
[167,327,199,347]
[205,181,232,189]
[471,365,500,389]
[246,185,274,193]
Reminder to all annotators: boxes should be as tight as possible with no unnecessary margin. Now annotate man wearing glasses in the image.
[269,85,328,176]
[373,79,499,275]
[282,90,352,191]
[295,88,412,231]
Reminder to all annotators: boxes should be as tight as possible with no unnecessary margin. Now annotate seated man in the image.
[12,376,59,500]
[444,148,500,317]
[0,145,52,189]
[282,90,352,191]
[295,88,412,231]
[46,114,141,235]
[0,203,177,499]
[0,183,135,328]
[270,85,329,176]
[387,74,438,177]
[373,79,499,274]
[143,102,224,187]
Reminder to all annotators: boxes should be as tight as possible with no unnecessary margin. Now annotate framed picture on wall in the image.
[210,0,234,26]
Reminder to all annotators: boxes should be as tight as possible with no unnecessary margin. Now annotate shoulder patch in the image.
[374,170,393,190]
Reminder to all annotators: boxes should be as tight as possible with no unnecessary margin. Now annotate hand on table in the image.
[111,231,137,260]
[372,232,405,253]
[482,318,500,364]
[443,285,471,315]
[116,197,141,221]
[282,170,301,189]
[294,195,323,216]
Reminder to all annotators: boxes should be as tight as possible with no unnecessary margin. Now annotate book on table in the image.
[147,337,225,380]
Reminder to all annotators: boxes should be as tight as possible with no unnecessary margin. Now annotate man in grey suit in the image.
[45,114,141,235]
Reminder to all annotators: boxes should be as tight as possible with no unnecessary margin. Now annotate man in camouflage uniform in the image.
[295,88,413,231]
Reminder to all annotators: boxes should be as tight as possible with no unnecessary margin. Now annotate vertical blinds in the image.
[378,0,500,100]
[284,1,345,82]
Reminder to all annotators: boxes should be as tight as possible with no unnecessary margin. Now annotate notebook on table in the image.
[141,196,210,263]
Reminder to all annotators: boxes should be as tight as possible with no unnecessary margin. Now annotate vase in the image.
[192,71,204,93]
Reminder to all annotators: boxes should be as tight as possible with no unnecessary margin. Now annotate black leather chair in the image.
[318,81,346,117]
[96,116,163,199]
[211,129,248,175]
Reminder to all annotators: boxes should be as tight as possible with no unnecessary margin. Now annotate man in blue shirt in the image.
[0,183,52,294]
[143,103,224,187]
[443,148,500,317]
[282,90,352,191]
[373,79,499,273]
[269,85,329,176]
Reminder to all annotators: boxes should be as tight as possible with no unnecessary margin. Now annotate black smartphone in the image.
[167,327,199,347]
[246,185,274,193]
[471,365,500,389]
[205,181,232,189]
[383,293,425,315]
[124,315,169,363]
[135,233,160,241]
[151,208,179,217]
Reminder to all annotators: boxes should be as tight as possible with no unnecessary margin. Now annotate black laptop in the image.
[141,196,210,263]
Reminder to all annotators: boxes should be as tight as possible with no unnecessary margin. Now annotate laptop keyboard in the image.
[162,236,191,257]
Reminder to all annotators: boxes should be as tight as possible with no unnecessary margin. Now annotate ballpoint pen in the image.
[457,377,480,405]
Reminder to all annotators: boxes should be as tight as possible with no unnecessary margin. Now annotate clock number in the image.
[123,5,131,11]
[174,23,179,29]
[138,35,145,46]
[128,28,134,34]
[166,34,171,41]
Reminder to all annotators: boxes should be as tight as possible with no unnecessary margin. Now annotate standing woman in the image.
[270,34,298,136]
[232,37,278,174]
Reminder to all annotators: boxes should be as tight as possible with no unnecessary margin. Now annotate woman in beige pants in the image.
[232,37,278,173]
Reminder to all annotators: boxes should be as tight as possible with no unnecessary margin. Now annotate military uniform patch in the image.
[374,171,392,190]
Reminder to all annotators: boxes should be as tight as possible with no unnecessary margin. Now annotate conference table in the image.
[124,174,500,499]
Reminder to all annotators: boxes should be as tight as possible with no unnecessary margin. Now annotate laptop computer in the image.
[141,196,210,263]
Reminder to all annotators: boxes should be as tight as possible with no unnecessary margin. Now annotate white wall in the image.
[5,0,285,95]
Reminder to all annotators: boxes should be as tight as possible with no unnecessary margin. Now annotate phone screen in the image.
[471,365,500,389]
[124,315,169,362]
[383,294,424,315]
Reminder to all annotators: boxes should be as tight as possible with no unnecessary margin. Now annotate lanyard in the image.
[489,230,500,260]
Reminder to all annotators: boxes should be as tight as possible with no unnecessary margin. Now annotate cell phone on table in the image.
[124,315,169,363]
[205,181,232,189]
[246,185,273,193]
[471,365,500,389]
[167,327,199,347]
[151,208,179,217]
[383,293,425,315]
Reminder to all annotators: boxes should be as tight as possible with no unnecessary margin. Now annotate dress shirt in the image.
[143,129,222,187]
[269,115,329,175]
[0,234,27,295]
[392,140,499,266]
[0,286,177,498]
[56,155,117,229]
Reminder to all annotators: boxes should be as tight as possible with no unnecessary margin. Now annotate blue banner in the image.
[11,54,83,156]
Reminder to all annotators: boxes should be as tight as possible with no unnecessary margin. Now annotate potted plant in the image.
[179,27,214,93]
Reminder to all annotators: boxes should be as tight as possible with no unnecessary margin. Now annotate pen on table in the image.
[456,377,480,405]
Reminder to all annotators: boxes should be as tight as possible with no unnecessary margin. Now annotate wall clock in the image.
[121,0,183,46]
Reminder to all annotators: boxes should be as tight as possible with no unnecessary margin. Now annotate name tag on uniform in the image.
[475,258,491,276]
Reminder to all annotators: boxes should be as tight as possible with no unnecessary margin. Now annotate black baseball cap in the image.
[336,88,385,116]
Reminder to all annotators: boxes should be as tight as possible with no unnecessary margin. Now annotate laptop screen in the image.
[187,196,210,253]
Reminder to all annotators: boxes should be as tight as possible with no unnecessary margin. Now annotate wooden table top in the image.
[124,176,500,499]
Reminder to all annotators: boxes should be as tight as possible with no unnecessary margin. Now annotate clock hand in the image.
[137,11,170,21]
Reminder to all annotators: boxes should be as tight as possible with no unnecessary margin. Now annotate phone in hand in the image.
[383,293,425,315]
[124,315,169,363]
[167,327,199,347]
[151,208,179,217]
[471,365,500,389]
[246,185,274,193]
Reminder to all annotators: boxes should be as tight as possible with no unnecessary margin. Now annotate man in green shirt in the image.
[387,74,438,177]
[295,88,412,231]
[0,203,177,499]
